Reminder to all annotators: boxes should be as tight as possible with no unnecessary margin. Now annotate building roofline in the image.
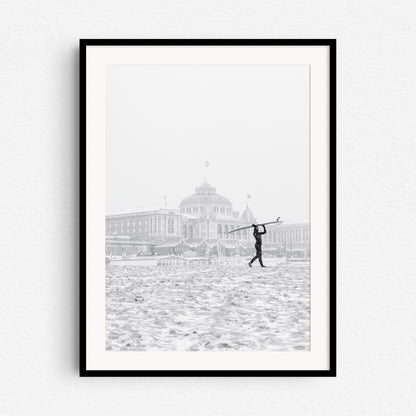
[106,208,179,218]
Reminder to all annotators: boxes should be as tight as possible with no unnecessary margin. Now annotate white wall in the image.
[1,1,415,414]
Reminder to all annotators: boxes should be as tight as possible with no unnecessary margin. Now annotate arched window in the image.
[168,218,174,234]
[224,224,229,238]
[188,225,193,238]
[217,224,223,238]
[229,226,235,239]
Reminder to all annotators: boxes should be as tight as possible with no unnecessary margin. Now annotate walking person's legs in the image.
[257,247,266,267]
[248,255,258,267]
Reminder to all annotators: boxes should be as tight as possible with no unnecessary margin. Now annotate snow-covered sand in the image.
[106,262,310,351]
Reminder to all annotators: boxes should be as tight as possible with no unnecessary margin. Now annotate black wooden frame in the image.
[80,39,336,377]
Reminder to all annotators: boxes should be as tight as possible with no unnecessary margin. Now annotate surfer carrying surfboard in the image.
[248,224,267,267]
[227,217,282,267]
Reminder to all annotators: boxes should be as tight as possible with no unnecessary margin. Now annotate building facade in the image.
[105,181,310,258]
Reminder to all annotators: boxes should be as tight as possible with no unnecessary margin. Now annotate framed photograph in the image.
[80,39,336,376]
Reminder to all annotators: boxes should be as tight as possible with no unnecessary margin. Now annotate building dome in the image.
[179,181,232,208]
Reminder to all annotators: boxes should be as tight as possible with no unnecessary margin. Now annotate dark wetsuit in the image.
[249,225,267,267]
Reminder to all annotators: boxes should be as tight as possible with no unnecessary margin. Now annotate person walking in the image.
[248,224,267,267]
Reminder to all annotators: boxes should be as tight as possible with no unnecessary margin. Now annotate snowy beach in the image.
[106,261,310,352]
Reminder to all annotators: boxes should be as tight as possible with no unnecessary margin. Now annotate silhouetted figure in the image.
[248,224,267,267]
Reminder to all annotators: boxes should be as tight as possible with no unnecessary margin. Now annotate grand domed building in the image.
[105,181,310,258]
[179,181,255,240]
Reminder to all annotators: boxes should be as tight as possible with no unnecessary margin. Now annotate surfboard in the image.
[227,217,283,233]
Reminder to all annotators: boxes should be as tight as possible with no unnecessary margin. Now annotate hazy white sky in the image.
[106,64,309,223]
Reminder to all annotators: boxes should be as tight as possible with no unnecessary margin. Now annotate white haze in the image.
[106,64,310,224]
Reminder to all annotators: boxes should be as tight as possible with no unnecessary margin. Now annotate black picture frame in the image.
[80,39,336,377]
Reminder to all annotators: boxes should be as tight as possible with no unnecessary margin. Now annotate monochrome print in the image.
[105,64,310,352]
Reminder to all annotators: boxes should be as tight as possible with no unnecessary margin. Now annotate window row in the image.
[181,206,232,215]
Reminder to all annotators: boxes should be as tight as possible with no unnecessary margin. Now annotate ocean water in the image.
[105,262,310,352]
